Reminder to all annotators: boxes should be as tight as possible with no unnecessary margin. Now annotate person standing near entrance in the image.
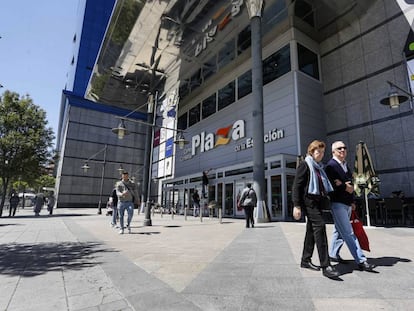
[238,183,256,228]
[192,189,200,217]
[115,172,137,234]
[325,141,375,271]
[292,140,339,279]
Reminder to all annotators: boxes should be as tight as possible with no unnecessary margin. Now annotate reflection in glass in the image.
[263,44,291,85]
[237,70,252,99]
[218,81,235,110]
[189,103,200,126]
[298,43,319,79]
[218,39,235,69]
[177,112,188,130]
[202,93,217,119]
[237,25,251,55]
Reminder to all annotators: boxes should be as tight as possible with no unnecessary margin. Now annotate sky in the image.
[0,1,79,146]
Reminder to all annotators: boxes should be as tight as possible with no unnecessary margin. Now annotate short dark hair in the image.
[122,171,129,175]
[246,183,252,188]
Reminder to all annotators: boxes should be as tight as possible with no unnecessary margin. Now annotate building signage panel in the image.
[179,119,285,161]
[193,0,245,57]
[165,137,174,158]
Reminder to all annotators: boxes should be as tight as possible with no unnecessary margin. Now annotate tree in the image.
[0,91,54,216]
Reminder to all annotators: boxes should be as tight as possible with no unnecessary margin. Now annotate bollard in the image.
[184,207,187,221]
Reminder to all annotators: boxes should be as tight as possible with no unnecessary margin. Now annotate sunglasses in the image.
[336,146,347,151]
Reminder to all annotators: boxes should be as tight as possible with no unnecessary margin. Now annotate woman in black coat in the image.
[292,140,339,279]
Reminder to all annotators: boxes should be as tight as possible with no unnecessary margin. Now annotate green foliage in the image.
[32,174,56,192]
[0,90,54,215]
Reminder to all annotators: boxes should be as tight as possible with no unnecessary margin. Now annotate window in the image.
[203,56,217,82]
[179,80,190,100]
[177,112,188,130]
[237,70,252,99]
[188,103,200,126]
[298,43,319,79]
[190,69,202,92]
[263,44,291,85]
[262,0,288,34]
[237,25,251,55]
[202,94,216,119]
[295,0,314,27]
[218,39,235,69]
[218,81,235,110]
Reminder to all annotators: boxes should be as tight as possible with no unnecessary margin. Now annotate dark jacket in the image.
[324,158,354,205]
[292,161,328,210]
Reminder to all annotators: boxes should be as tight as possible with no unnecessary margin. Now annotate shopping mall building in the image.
[56,0,414,220]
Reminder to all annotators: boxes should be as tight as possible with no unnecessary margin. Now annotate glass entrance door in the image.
[224,183,234,216]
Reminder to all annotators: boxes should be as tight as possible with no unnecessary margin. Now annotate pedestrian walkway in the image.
[0,207,413,310]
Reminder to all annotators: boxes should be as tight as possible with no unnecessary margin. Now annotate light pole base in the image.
[254,200,269,223]
[143,219,152,226]
[143,201,152,226]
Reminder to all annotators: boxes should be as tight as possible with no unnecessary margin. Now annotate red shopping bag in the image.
[350,210,370,252]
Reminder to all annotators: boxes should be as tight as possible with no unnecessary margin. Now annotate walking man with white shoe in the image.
[115,172,138,234]
[325,141,375,271]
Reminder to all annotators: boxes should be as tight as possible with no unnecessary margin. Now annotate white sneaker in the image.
[110,223,116,228]
[119,229,124,234]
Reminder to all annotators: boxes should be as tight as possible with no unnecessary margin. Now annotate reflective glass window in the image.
[218,81,235,110]
[218,39,235,69]
[237,25,251,55]
[202,93,216,119]
[179,80,190,100]
[237,70,252,99]
[190,69,202,92]
[295,0,315,27]
[203,56,217,82]
[298,43,319,79]
[177,112,188,130]
[263,44,291,85]
[189,103,201,126]
[263,0,288,34]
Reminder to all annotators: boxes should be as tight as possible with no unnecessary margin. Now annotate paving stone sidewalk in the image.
[0,208,413,310]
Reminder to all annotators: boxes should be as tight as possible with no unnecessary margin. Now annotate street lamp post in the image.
[246,0,268,223]
[142,94,156,226]
[111,94,188,226]
[81,144,108,214]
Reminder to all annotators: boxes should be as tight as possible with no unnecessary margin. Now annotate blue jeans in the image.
[329,202,367,263]
[118,201,134,229]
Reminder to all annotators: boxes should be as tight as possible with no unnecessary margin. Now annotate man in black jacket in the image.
[325,141,375,271]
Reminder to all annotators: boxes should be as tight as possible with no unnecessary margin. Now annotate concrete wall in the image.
[320,0,414,197]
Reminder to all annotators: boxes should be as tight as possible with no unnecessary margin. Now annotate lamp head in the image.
[174,131,189,150]
[380,84,409,108]
[112,119,130,139]
[81,162,90,173]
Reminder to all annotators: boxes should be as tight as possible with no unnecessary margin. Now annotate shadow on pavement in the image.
[1,213,92,219]
[0,242,117,277]
[371,256,412,266]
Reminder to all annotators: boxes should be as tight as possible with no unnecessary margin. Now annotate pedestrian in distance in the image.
[110,187,119,228]
[9,190,20,217]
[202,168,212,199]
[192,189,200,217]
[34,193,45,216]
[292,140,340,279]
[238,183,257,228]
[325,141,376,271]
[115,172,138,234]
[47,194,55,215]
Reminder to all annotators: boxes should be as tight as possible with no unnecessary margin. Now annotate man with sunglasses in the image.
[325,141,375,271]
